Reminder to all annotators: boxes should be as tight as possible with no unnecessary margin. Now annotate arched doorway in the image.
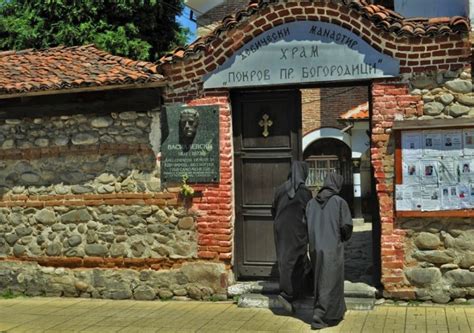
[303,137,353,211]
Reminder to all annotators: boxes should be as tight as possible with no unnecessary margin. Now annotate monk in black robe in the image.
[305,173,353,330]
[271,161,313,313]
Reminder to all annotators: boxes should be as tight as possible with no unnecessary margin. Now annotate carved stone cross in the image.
[259,114,273,138]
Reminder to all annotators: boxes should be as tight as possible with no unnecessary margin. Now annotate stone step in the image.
[237,293,375,311]
[229,281,377,299]
[228,281,280,297]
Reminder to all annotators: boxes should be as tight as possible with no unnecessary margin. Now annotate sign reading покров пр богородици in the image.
[203,21,400,89]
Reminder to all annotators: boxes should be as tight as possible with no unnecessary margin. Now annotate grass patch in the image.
[407,300,422,307]
[1,289,18,299]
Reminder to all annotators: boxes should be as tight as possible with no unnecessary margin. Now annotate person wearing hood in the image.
[271,161,313,314]
[305,173,353,330]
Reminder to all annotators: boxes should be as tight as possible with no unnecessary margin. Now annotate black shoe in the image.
[310,322,328,330]
[277,295,294,314]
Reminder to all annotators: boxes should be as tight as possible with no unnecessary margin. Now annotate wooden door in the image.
[232,90,301,279]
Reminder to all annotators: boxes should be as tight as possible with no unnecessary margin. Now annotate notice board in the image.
[396,128,474,213]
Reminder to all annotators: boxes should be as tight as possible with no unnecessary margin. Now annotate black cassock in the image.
[305,173,353,329]
[271,161,313,301]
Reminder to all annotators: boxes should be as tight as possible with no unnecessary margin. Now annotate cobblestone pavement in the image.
[0,298,473,332]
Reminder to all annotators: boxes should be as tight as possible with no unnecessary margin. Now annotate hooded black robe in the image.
[305,173,353,328]
[271,161,313,301]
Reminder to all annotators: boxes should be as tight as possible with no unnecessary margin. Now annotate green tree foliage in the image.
[0,0,188,61]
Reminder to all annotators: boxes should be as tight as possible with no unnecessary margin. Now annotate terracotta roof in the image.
[339,102,369,120]
[160,0,469,64]
[0,45,164,97]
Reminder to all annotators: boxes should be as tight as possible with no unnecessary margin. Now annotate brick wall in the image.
[163,2,469,99]
[162,1,472,298]
[302,86,368,135]
[162,94,234,263]
[371,81,423,299]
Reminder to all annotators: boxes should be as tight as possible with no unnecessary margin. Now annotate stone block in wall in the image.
[405,267,441,287]
[0,261,229,300]
[445,79,472,94]
[456,95,474,107]
[445,269,474,288]
[414,232,441,250]
[423,102,444,116]
[443,230,474,251]
[460,253,474,269]
[445,103,470,117]
[412,250,454,265]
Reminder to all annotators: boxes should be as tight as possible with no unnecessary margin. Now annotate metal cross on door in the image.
[258,114,273,138]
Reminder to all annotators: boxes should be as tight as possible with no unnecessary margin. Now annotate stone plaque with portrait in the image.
[161,105,220,183]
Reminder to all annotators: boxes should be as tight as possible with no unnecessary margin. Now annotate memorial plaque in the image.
[161,105,220,183]
[204,21,400,89]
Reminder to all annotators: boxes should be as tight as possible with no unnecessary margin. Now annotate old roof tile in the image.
[0,44,164,97]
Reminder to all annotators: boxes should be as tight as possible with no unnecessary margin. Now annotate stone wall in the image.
[0,90,229,301]
[0,205,196,260]
[401,218,474,303]
[301,86,368,135]
[372,68,474,301]
[0,261,228,300]
[0,112,159,196]
[410,69,474,119]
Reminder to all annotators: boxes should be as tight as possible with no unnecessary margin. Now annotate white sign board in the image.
[204,21,400,89]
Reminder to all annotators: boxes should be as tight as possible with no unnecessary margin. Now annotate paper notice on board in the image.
[402,131,422,158]
[396,185,422,211]
[402,160,421,185]
[420,160,438,185]
[463,129,474,156]
[442,130,463,156]
[441,185,459,209]
[470,184,474,206]
[421,185,441,211]
[438,158,457,184]
[459,159,474,183]
[423,131,443,156]
[457,184,471,208]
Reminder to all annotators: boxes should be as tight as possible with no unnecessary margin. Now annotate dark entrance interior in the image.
[303,138,353,212]
[232,90,301,279]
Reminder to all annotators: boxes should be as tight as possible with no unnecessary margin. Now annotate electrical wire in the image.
[301,87,359,105]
